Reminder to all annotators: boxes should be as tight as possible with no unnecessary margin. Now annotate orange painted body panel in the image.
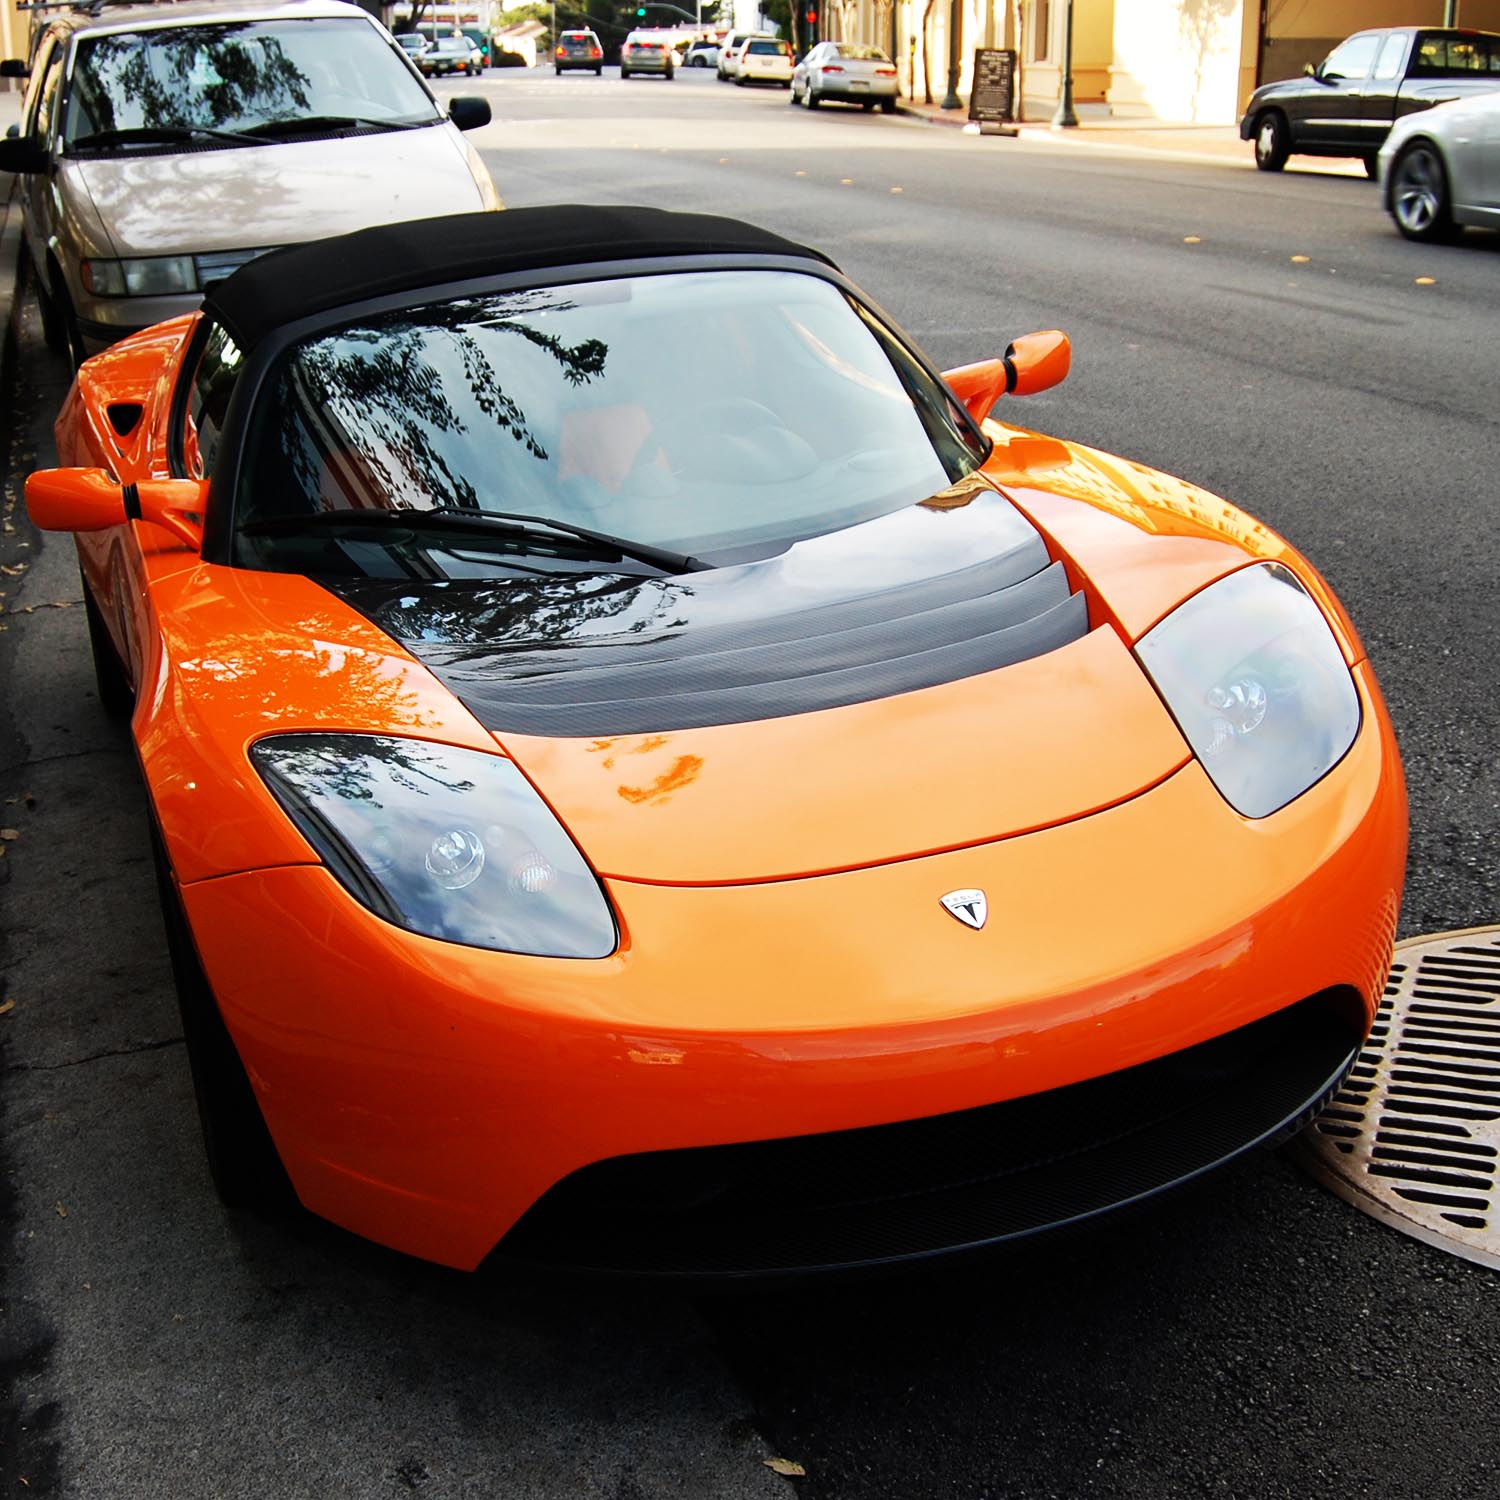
[982,421,1364,661]
[182,665,1403,1269]
[498,625,1190,883]
[36,307,1408,1271]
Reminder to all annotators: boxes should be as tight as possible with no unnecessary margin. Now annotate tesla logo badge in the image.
[941,889,987,930]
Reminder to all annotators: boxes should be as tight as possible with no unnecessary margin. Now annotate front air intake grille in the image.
[495,993,1362,1278]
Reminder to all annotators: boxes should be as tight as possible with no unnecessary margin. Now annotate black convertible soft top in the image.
[202,205,836,352]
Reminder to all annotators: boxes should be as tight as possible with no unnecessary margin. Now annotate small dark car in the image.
[554,28,603,74]
[1240,26,1500,177]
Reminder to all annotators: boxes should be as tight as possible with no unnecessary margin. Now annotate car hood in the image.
[323,479,1196,884]
[61,124,494,260]
[149,435,1335,887]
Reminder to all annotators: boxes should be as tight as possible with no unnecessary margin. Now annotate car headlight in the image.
[80,255,197,298]
[1134,562,1361,818]
[251,734,617,958]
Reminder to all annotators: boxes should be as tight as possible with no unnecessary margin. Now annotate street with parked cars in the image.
[3,20,1500,1500]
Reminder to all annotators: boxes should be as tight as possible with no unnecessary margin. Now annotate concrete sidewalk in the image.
[894,94,1255,166]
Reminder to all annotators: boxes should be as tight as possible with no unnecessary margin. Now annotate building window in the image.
[1032,0,1051,62]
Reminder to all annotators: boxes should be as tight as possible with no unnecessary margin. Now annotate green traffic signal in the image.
[635,5,646,13]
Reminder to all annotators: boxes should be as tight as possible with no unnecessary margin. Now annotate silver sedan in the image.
[791,42,899,111]
[1378,90,1500,242]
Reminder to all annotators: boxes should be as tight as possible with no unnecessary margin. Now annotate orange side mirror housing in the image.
[25,468,207,550]
[943,331,1071,424]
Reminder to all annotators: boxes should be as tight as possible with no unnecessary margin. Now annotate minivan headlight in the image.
[1135,562,1361,818]
[81,255,197,298]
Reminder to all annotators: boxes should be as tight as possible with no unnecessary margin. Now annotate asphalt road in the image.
[3,70,1499,1499]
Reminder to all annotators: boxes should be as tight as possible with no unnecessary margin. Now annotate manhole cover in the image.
[1291,926,1500,1268]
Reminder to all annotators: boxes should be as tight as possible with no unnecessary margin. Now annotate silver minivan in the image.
[0,0,501,363]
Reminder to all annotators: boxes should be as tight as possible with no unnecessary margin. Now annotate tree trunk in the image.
[921,0,936,104]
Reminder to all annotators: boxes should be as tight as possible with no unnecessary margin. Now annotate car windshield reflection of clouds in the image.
[236,270,982,578]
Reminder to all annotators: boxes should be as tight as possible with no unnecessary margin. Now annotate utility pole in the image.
[1051,0,1077,127]
[939,0,961,107]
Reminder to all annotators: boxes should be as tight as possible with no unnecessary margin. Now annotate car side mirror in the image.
[0,58,28,78]
[943,331,1071,423]
[0,135,48,173]
[26,468,207,550]
[1304,61,1316,77]
[448,96,491,131]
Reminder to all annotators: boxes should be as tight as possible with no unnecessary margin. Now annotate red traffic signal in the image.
[805,7,816,21]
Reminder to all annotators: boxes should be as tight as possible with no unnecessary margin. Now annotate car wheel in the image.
[150,819,296,1214]
[862,98,875,109]
[621,67,630,78]
[80,570,134,720]
[48,272,88,372]
[595,66,602,75]
[1253,110,1288,171]
[1390,142,1455,242]
[880,97,896,113]
[807,86,820,109]
[31,255,67,356]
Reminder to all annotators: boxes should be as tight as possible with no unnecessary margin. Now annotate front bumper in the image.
[181,663,1405,1271]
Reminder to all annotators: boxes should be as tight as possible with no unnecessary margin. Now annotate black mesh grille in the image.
[496,993,1361,1277]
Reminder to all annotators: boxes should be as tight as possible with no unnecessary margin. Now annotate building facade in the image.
[823,0,1500,123]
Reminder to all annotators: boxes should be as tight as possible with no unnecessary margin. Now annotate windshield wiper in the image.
[241,114,430,139]
[69,123,271,150]
[240,507,710,574]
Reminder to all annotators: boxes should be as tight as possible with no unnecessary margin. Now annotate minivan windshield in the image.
[64,19,439,152]
[234,269,987,579]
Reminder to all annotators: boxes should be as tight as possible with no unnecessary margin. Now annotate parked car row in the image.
[1237,24,1500,244]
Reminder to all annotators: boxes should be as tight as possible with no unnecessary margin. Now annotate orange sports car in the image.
[26,207,1407,1276]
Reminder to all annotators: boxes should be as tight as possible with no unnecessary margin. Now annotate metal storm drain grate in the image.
[1292,927,1500,1269]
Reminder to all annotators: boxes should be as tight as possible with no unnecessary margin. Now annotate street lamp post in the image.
[939,0,961,108]
[1051,0,1077,127]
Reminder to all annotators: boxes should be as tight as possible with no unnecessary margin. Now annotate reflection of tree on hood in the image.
[74,25,311,132]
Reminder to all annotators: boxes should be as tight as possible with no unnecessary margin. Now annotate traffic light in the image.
[635,5,646,13]
[805,6,816,19]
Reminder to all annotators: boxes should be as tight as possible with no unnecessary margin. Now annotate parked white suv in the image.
[716,29,774,81]
[0,0,501,364]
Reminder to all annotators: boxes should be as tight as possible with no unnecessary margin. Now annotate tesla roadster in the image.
[26,206,1407,1276]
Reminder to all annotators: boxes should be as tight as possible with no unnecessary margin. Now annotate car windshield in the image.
[433,37,467,53]
[234,269,986,579]
[63,19,438,150]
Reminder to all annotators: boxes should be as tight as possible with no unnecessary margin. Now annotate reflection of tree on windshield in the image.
[271,295,610,518]
[70,26,311,135]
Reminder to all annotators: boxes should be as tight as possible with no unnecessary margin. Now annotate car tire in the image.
[150,819,297,1215]
[48,271,88,372]
[595,66,602,75]
[1390,141,1455,242]
[880,97,896,113]
[807,87,820,109]
[31,255,68,356]
[862,98,875,109]
[621,67,630,78]
[80,571,134,720]
[1253,110,1289,172]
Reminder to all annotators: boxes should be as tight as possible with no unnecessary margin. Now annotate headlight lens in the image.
[1135,562,1361,818]
[251,734,617,958]
[81,255,197,298]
